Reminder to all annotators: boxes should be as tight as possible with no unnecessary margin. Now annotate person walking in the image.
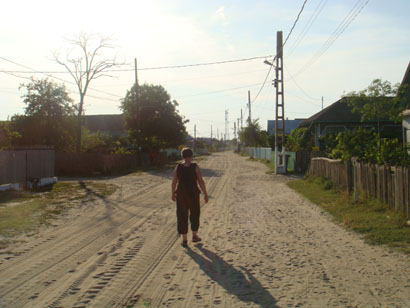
[172,148,208,247]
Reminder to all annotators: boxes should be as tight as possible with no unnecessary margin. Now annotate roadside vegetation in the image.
[0,182,117,248]
[248,157,276,174]
[287,176,410,254]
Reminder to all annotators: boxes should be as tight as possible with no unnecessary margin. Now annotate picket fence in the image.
[309,158,410,218]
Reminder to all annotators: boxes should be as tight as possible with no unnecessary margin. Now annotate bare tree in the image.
[53,33,123,152]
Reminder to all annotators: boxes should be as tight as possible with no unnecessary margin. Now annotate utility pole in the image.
[274,31,286,174]
[234,122,237,140]
[241,109,243,129]
[135,58,142,165]
[225,110,229,143]
[194,124,196,154]
[248,91,251,125]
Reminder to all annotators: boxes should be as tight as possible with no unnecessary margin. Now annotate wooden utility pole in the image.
[135,58,142,165]
[194,124,196,154]
[241,109,243,129]
[275,31,286,174]
[248,91,251,125]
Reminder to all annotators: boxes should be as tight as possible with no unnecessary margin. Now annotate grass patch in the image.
[0,181,117,240]
[248,157,276,174]
[287,176,410,254]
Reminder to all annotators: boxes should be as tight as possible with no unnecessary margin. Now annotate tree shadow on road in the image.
[78,181,114,224]
[186,244,278,308]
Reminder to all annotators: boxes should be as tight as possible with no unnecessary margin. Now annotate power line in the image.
[287,0,328,56]
[251,0,308,105]
[0,56,122,98]
[0,55,274,74]
[283,0,309,47]
[175,83,263,99]
[1,70,119,102]
[284,65,322,102]
[294,0,370,77]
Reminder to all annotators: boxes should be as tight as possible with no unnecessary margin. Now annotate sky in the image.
[1,0,410,139]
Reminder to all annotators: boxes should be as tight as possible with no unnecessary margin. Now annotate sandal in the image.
[181,240,188,247]
[192,236,202,243]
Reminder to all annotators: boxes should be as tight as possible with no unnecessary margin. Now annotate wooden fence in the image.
[309,157,410,218]
[0,147,55,185]
[55,151,168,176]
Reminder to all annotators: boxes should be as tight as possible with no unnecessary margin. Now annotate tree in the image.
[346,79,406,150]
[121,84,187,150]
[12,78,76,150]
[53,33,123,152]
[0,122,21,150]
[286,127,313,152]
[239,119,269,147]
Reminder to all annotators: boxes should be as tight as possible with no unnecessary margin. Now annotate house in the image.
[401,62,410,151]
[403,110,410,151]
[84,114,128,138]
[298,97,401,146]
[267,119,306,135]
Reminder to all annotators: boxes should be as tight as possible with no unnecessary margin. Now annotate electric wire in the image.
[250,0,309,105]
[0,55,274,74]
[287,0,328,56]
[284,65,322,103]
[0,56,122,98]
[1,70,119,102]
[294,0,370,77]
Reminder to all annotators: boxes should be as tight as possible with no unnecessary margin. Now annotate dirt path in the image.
[0,152,409,308]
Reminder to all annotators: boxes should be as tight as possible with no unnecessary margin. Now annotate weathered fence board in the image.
[0,148,54,185]
[309,157,410,218]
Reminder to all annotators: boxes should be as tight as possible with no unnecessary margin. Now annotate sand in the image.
[0,151,409,308]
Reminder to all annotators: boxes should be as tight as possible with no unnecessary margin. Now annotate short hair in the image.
[181,147,194,158]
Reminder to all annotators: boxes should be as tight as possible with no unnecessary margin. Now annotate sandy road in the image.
[0,152,409,308]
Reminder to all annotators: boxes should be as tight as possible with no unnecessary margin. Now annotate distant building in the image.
[84,114,127,137]
[267,119,306,135]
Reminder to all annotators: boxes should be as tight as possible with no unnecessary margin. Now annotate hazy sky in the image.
[1,0,409,138]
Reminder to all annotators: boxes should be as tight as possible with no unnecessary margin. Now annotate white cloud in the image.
[213,6,228,26]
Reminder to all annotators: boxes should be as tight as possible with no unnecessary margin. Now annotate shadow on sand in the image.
[186,244,278,308]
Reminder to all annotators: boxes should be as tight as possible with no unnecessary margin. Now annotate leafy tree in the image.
[286,127,313,152]
[239,119,269,147]
[346,79,406,149]
[12,78,76,150]
[121,84,187,150]
[0,122,21,149]
[330,128,377,162]
[329,128,410,166]
[53,33,124,152]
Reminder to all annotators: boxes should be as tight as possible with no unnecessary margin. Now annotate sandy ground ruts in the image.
[0,151,409,308]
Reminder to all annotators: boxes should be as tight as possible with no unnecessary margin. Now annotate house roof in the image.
[267,119,306,134]
[400,61,410,108]
[401,61,410,87]
[298,97,393,128]
[85,114,126,133]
